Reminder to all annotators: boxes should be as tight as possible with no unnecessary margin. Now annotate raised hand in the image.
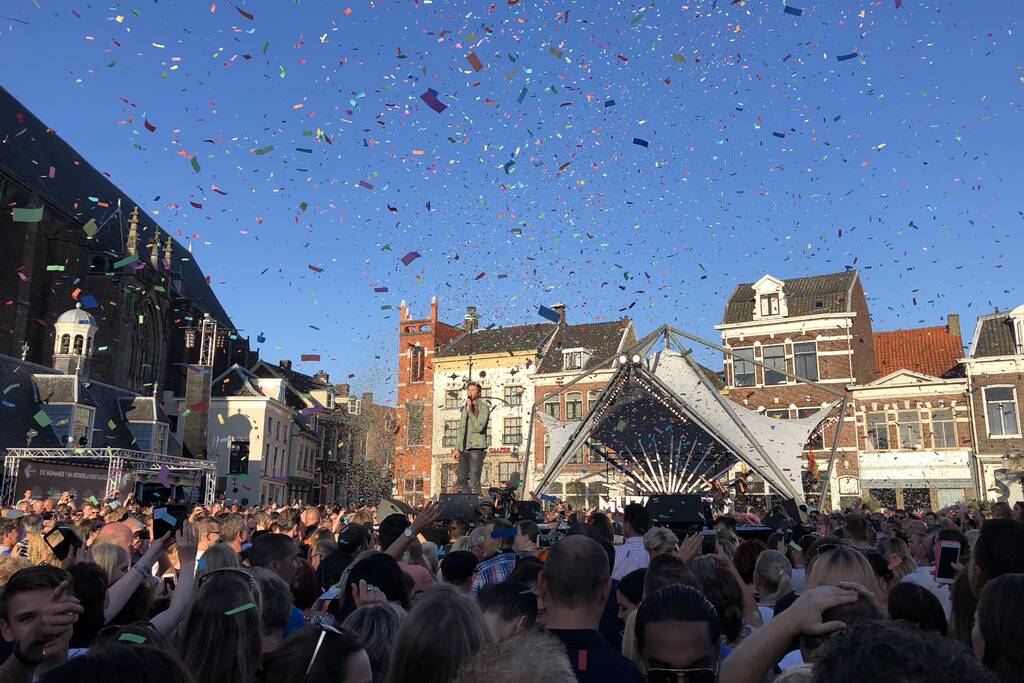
[352,579,387,608]
[19,581,83,662]
[410,501,441,535]
[176,523,199,567]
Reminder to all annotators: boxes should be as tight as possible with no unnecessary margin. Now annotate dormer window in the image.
[751,274,788,320]
[562,348,591,371]
[325,392,335,410]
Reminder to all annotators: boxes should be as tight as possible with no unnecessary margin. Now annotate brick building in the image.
[394,298,461,502]
[963,306,1024,502]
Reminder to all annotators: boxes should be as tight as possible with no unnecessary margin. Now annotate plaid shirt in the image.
[471,550,518,596]
[612,536,649,581]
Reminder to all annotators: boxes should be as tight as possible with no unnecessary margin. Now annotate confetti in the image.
[400,251,421,266]
[420,88,447,113]
[225,602,257,616]
[12,207,43,222]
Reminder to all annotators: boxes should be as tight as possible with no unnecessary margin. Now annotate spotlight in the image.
[631,354,641,363]
[619,355,628,365]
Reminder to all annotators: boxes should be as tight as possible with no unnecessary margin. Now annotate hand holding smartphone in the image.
[44,526,83,561]
[934,540,961,584]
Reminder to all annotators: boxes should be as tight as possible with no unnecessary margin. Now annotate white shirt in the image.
[902,564,952,618]
[612,536,650,581]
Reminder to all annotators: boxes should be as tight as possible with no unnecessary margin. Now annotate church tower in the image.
[53,303,98,378]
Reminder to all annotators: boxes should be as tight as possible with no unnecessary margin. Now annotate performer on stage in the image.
[453,381,490,495]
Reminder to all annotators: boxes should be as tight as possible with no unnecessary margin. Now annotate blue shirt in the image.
[284,606,305,637]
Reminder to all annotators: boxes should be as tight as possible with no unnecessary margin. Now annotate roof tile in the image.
[874,326,964,378]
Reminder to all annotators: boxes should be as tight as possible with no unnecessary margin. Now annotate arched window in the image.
[59,334,70,354]
[73,335,84,354]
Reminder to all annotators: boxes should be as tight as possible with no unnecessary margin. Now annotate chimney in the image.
[279,359,292,371]
[361,391,373,405]
[947,314,961,338]
[400,299,408,321]
[552,303,567,324]
[335,383,350,396]
[314,370,330,386]
[463,306,479,332]
[430,295,438,322]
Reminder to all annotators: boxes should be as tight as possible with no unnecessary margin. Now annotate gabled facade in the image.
[963,306,1024,502]
[393,298,462,502]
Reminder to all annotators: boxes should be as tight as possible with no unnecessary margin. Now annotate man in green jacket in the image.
[453,381,490,494]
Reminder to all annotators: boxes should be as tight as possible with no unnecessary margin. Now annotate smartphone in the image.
[136,529,150,542]
[934,540,961,584]
[701,531,717,555]
[152,504,187,541]
[44,526,83,561]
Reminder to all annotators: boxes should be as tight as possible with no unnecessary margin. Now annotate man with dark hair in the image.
[613,503,650,580]
[248,533,304,636]
[971,518,1024,597]
[538,536,643,682]
[635,584,722,681]
[440,550,478,593]
[0,566,83,680]
[643,554,698,597]
[843,512,871,549]
[0,520,21,556]
[477,581,537,639]
[377,513,435,602]
[471,518,518,595]
[514,520,543,559]
[810,620,994,683]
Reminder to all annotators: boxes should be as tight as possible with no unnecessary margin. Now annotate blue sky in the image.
[1,0,1020,403]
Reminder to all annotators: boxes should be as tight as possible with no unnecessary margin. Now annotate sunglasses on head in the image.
[646,666,718,683]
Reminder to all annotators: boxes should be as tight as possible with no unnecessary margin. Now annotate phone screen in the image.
[935,543,960,582]
[153,504,187,541]
[701,531,717,555]
[44,526,82,561]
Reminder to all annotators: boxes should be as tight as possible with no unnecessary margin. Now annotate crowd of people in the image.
[1,487,1023,683]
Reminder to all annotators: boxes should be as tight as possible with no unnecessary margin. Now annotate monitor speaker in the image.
[438,493,483,523]
[645,494,706,534]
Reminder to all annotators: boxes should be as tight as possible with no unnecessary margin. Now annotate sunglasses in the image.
[306,624,342,678]
[646,666,718,683]
[196,567,258,593]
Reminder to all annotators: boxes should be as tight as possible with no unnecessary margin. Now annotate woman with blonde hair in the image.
[386,584,489,683]
[753,550,792,623]
[196,543,240,577]
[178,569,263,683]
[806,545,882,600]
[642,527,679,558]
[92,543,131,585]
[880,537,915,582]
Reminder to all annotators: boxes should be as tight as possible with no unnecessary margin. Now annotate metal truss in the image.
[2,448,218,506]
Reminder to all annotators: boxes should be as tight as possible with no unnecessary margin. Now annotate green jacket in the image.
[457,400,490,451]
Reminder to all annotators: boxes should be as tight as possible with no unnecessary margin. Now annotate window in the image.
[503,417,522,445]
[498,462,517,483]
[410,346,425,382]
[59,334,70,354]
[865,413,890,450]
[931,409,958,449]
[985,387,1020,437]
[73,335,84,354]
[543,434,550,461]
[347,400,361,415]
[406,402,424,445]
[587,390,602,407]
[403,477,424,493]
[565,392,583,420]
[442,420,460,448]
[570,446,584,464]
[128,424,154,452]
[760,293,780,317]
[229,439,250,475]
[897,411,923,448]
[544,396,561,420]
[504,385,523,407]
[563,351,583,371]
[765,409,790,420]
[793,342,819,381]
[43,405,74,445]
[763,345,786,385]
[325,393,334,409]
[445,390,460,410]
[732,348,756,387]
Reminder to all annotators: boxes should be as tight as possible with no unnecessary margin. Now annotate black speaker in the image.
[646,494,706,534]
[438,493,482,523]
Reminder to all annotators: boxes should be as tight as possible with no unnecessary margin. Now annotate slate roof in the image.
[874,326,965,379]
[437,323,558,358]
[0,354,176,454]
[970,313,1022,358]
[723,271,859,324]
[252,361,329,394]
[536,320,634,373]
[0,85,232,327]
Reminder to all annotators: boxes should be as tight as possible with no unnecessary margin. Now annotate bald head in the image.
[94,522,132,551]
[542,535,610,609]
